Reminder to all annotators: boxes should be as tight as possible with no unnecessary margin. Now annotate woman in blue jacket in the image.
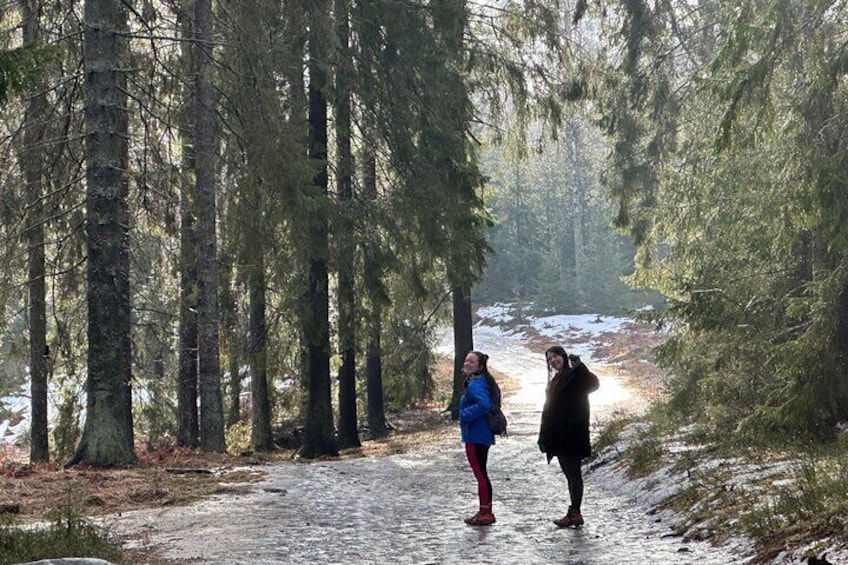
[459,350,497,526]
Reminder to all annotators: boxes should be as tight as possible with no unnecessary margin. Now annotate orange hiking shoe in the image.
[464,512,496,526]
[553,509,584,528]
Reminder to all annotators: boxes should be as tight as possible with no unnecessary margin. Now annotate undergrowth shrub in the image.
[0,496,121,565]
[593,411,636,454]
[625,429,666,478]
[226,420,251,453]
[739,453,848,551]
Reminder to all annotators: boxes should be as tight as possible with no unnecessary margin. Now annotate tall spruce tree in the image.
[355,0,390,439]
[194,0,225,452]
[578,0,848,440]
[334,0,360,449]
[300,0,338,458]
[361,130,389,438]
[177,2,200,448]
[20,0,49,463]
[429,0,490,418]
[69,0,135,466]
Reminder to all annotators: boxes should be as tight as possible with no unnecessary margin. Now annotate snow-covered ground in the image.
[0,379,78,451]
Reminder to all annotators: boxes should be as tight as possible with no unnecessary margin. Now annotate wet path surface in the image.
[114,327,740,564]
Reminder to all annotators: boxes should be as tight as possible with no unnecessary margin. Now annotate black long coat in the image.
[537,362,600,461]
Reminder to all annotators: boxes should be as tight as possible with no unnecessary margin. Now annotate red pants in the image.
[465,442,492,512]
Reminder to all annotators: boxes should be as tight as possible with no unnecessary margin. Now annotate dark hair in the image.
[466,350,498,397]
[545,345,569,378]
[468,350,490,375]
[545,345,568,358]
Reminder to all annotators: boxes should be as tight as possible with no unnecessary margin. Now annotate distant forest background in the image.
[475,124,660,313]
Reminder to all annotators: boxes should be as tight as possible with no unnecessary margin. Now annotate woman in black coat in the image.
[537,345,600,528]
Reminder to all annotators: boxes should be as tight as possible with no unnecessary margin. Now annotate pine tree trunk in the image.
[448,285,474,419]
[178,172,200,448]
[21,0,49,463]
[176,7,199,449]
[362,138,388,439]
[194,0,225,452]
[300,1,338,458]
[365,308,387,438]
[567,123,585,276]
[226,346,241,428]
[335,0,360,449]
[248,259,273,451]
[221,265,241,429]
[69,0,135,466]
[337,259,359,448]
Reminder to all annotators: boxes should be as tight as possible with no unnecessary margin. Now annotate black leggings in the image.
[465,443,492,511]
[557,455,583,512]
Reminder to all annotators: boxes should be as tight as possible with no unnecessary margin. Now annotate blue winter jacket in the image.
[460,375,495,446]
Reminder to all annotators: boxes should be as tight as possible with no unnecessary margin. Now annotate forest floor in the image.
[0,387,433,519]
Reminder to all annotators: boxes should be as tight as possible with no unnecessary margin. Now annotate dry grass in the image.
[0,449,269,521]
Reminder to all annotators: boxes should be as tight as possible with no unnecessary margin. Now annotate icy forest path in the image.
[112,323,740,564]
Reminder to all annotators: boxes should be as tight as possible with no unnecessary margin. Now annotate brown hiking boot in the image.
[553,509,584,528]
[464,512,496,526]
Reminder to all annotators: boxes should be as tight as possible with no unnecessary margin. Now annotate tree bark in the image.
[300,0,338,458]
[448,285,473,419]
[334,0,360,449]
[177,171,200,448]
[365,308,387,438]
[176,4,199,449]
[21,0,49,464]
[362,137,388,438]
[248,258,273,451]
[221,266,241,429]
[568,121,586,275]
[194,0,225,452]
[226,346,241,428]
[69,0,135,466]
